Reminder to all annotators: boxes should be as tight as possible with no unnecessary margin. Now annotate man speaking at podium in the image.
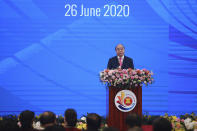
[107,44,134,69]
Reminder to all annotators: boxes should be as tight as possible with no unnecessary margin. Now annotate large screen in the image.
[0,0,197,117]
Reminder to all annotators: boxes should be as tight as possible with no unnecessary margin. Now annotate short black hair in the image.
[64,109,77,127]
[19,110,35,129]
[86,113,101,130]
[125,113,142,128]
[40,111,56,126]
[153,117,172,131]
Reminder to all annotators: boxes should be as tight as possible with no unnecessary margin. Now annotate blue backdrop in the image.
[0,0,197,117]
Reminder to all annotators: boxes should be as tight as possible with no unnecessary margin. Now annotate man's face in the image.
[116,44,125,57]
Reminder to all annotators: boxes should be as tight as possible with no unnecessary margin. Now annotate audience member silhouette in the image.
[0,117,20,131]
[64,108,81,131]
[40,111,56,129]
[152,117,172,131]
[125,113,142,131]
[86,113,101,131]
[44,125,65,131]
[19,110,39,131]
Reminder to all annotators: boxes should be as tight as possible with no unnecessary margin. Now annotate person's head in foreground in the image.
[86,113,101,131]
[152,117,172,131]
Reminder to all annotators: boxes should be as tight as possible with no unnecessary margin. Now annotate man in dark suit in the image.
[107,44,134,69]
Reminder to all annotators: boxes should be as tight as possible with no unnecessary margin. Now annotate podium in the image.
[107,86,142,131]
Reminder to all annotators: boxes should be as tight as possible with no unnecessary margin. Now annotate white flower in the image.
[184,118,195,130]
[17,122,21,127]
[108,70,114,76]
[33,121,44,130]
[184,118,192,124]
[112,75,115,79]
[187,122,195,130]
[81,116,86,122]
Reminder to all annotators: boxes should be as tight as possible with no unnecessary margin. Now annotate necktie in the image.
[119,57,122,67]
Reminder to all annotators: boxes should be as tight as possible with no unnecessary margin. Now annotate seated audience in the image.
[64,108,81,131]
[152,117,172,131]
[40,111,56,129]
[125,113,142,131]
[0,117,20,131]
[19,110,39,131]
[86,113,101,131]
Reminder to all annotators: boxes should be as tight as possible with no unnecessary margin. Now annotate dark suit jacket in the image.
[107,56,134,69]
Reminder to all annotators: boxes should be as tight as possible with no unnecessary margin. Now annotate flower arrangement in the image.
[76,121,87,130]
[77,116,87,130]
[100,68,154,88]
[164,113,197,131]
[164,114,186,131]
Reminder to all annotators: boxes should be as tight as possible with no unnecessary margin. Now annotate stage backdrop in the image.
[0,0,197,116]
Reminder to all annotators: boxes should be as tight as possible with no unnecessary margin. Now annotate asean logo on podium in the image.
[114,90,137,112]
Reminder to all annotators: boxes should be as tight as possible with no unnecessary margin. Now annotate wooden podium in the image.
[107,86,142,131]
